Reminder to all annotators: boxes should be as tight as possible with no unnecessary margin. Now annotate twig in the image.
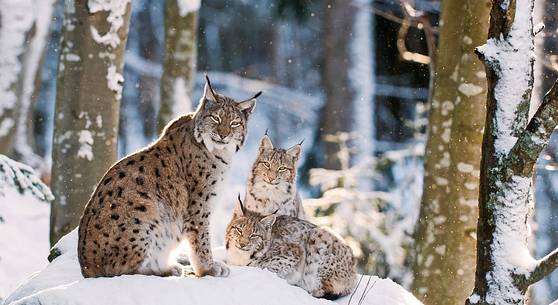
[347,274,365,305]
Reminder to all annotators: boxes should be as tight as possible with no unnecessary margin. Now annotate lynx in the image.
[243,134,306,219]
[78,75,259,278]
[225,198,356,299]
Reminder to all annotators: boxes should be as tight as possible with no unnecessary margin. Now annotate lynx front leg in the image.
[184,221,229,277]
[259,244,303,284]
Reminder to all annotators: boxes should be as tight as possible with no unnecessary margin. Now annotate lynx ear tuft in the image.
[203,74,218,102]
[233,194,245,218]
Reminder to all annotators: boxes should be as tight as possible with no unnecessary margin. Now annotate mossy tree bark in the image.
[157,0,199,132]
[50,0,132,245]
[467,0,558,304]
[411,1,490,304]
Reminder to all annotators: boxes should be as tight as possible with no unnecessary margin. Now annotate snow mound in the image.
[4,230,422,305]
[0,155,52,302]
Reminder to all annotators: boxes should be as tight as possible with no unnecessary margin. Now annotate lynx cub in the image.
[225,198,356,299]
[78,76,259,278]
[243,134,306,219]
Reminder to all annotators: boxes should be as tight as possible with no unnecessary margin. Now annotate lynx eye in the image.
[250,234,261,239]
[278,166,288,172]
[261,161,271,169]
[230,121,241,127]
[234,227,242,235]
[210,115,221,124]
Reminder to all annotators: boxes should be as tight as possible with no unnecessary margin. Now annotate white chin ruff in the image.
[202,134,235,154]
[226,248,252,266]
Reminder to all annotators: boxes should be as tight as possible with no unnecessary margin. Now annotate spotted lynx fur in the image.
[78,76,259,278]
[225,199,356,299]
[243,134,306,219]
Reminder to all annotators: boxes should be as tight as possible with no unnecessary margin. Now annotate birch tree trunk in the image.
[411,1,490,304]
[50,0,132,245]
[467,0,558,303]
[0,0,55,170]
[157,0,199,132]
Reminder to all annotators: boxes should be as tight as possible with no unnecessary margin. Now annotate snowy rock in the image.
[4,230,422,305]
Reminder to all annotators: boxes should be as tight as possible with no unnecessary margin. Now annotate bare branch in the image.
[504,78,558,178]
[395,0,437,66]
[528,248,558,286]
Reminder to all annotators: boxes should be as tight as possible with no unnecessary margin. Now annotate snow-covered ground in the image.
[4,229,422,305]
[0,187,50,303]
[0,155,53,303]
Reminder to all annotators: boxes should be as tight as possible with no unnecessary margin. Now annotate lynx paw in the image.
[209,260,230,277]
[169,265,185,277]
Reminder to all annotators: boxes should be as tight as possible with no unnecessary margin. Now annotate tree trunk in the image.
[316,0,356,170]
[50,0,132,245]
[0,0,55,170]
[467,0,558,303]
[411,1,490,304]
[158,0,199,132]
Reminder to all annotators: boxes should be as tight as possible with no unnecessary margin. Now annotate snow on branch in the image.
[504,79,558,178]
[0,154,53,202]
[524,248,558,288]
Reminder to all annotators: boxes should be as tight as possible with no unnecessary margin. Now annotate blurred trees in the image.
[533,0,558,301]
[158,0,199,132]
[411,0,490,304]
[50,0,132,245]
[0,0,55,171]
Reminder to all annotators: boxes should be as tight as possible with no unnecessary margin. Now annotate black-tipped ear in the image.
[238,194,245,215]
[238,91,260,117]
[286,144,302,160]
[204,74,218,102]
[233,194,245,218]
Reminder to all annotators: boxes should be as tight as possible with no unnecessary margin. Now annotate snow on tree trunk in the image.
[157,0,199,132]
[0,0,55,170]
[411,0,490,304]
[467,0,558,304]
[50,0,132,245]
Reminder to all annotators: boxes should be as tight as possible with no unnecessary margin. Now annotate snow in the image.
[458,83,484,97]
[177,0,201,17]
[4,230,422,305]
[77,130,94,160]
[107,65,124,100]
[0,187,50,303]
[0,155,52,302]
[475,0,535,156]
[88,0,131,49]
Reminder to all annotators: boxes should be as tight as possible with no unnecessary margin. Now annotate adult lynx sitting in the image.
[243,134,306,219]
[225,198,356,299]
[78,75,260,278]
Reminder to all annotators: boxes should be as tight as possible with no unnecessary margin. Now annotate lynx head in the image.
[251,134,301,185]
[194,75,260,154]
[225,196,276,266]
